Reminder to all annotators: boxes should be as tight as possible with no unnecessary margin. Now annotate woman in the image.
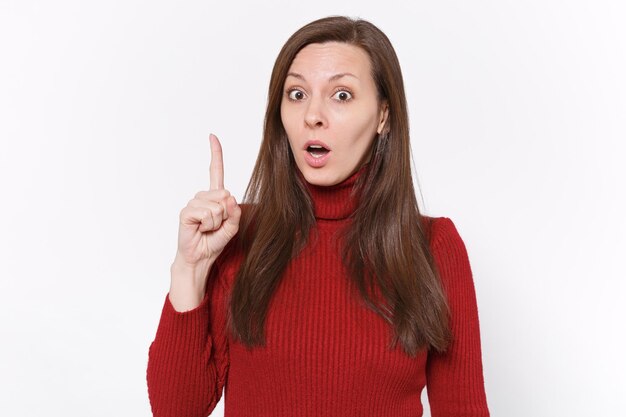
[147,15,490,417]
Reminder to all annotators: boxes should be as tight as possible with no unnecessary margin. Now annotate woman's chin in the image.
[297,164,342,187]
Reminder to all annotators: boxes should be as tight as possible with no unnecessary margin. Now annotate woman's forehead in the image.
[287,42,371,81]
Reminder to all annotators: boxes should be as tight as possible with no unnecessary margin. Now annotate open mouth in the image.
[306,144,330,158]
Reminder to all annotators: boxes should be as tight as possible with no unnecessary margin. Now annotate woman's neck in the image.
[297,163,370,221]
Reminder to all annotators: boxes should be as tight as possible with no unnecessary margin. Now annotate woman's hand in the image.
[176,133,241,266]
[169,133,241,311]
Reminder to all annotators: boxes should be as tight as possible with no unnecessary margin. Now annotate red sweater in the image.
[147,164,490,417]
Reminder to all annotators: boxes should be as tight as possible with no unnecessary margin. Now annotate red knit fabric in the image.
[147,163,490,417]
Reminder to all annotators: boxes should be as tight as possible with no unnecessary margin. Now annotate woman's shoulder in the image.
[422,215,474,285]
[421,215,469,257]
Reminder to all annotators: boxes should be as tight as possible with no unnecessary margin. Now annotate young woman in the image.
[147,16,490,417]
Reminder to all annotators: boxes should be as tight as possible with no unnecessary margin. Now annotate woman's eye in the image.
[333,89,353,102]
[287,89,305,101]
[285,88,353,102]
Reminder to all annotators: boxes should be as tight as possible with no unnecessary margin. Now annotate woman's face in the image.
[281,41,389,186]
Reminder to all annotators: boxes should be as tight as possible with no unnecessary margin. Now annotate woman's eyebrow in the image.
[286,72,359,82]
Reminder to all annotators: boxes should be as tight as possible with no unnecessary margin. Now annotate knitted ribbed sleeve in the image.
[147,258,230,417]
[426,217,490,416]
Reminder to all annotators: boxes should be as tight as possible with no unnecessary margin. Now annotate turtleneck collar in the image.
[296,162,370,221]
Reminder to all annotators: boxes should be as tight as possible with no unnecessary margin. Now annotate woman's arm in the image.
[425,217,490,417]
[147,260,230,417]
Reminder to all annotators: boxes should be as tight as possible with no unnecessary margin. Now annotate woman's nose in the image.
[304,95,327,128]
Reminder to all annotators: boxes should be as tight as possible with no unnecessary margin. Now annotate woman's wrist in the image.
[169,256,214,312]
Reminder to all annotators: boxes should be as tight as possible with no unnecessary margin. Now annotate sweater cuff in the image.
[153,291,212,350]
[164,291,211,316]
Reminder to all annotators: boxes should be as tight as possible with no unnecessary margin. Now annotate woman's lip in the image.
[303,139,331,150]
[303,148,331,167]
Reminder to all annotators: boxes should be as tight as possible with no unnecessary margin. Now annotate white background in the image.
[1,1,624,416]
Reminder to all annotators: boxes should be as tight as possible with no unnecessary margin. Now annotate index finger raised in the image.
[209,133,224,190]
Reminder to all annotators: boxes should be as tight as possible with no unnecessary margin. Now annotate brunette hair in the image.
[225,15,451,357]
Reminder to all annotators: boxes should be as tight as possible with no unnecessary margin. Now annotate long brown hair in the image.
[226,15,451,357]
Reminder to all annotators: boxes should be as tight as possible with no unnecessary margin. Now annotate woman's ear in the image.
[377,101,390,135]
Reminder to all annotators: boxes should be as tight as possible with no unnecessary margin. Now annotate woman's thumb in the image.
[223,195,241,231]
